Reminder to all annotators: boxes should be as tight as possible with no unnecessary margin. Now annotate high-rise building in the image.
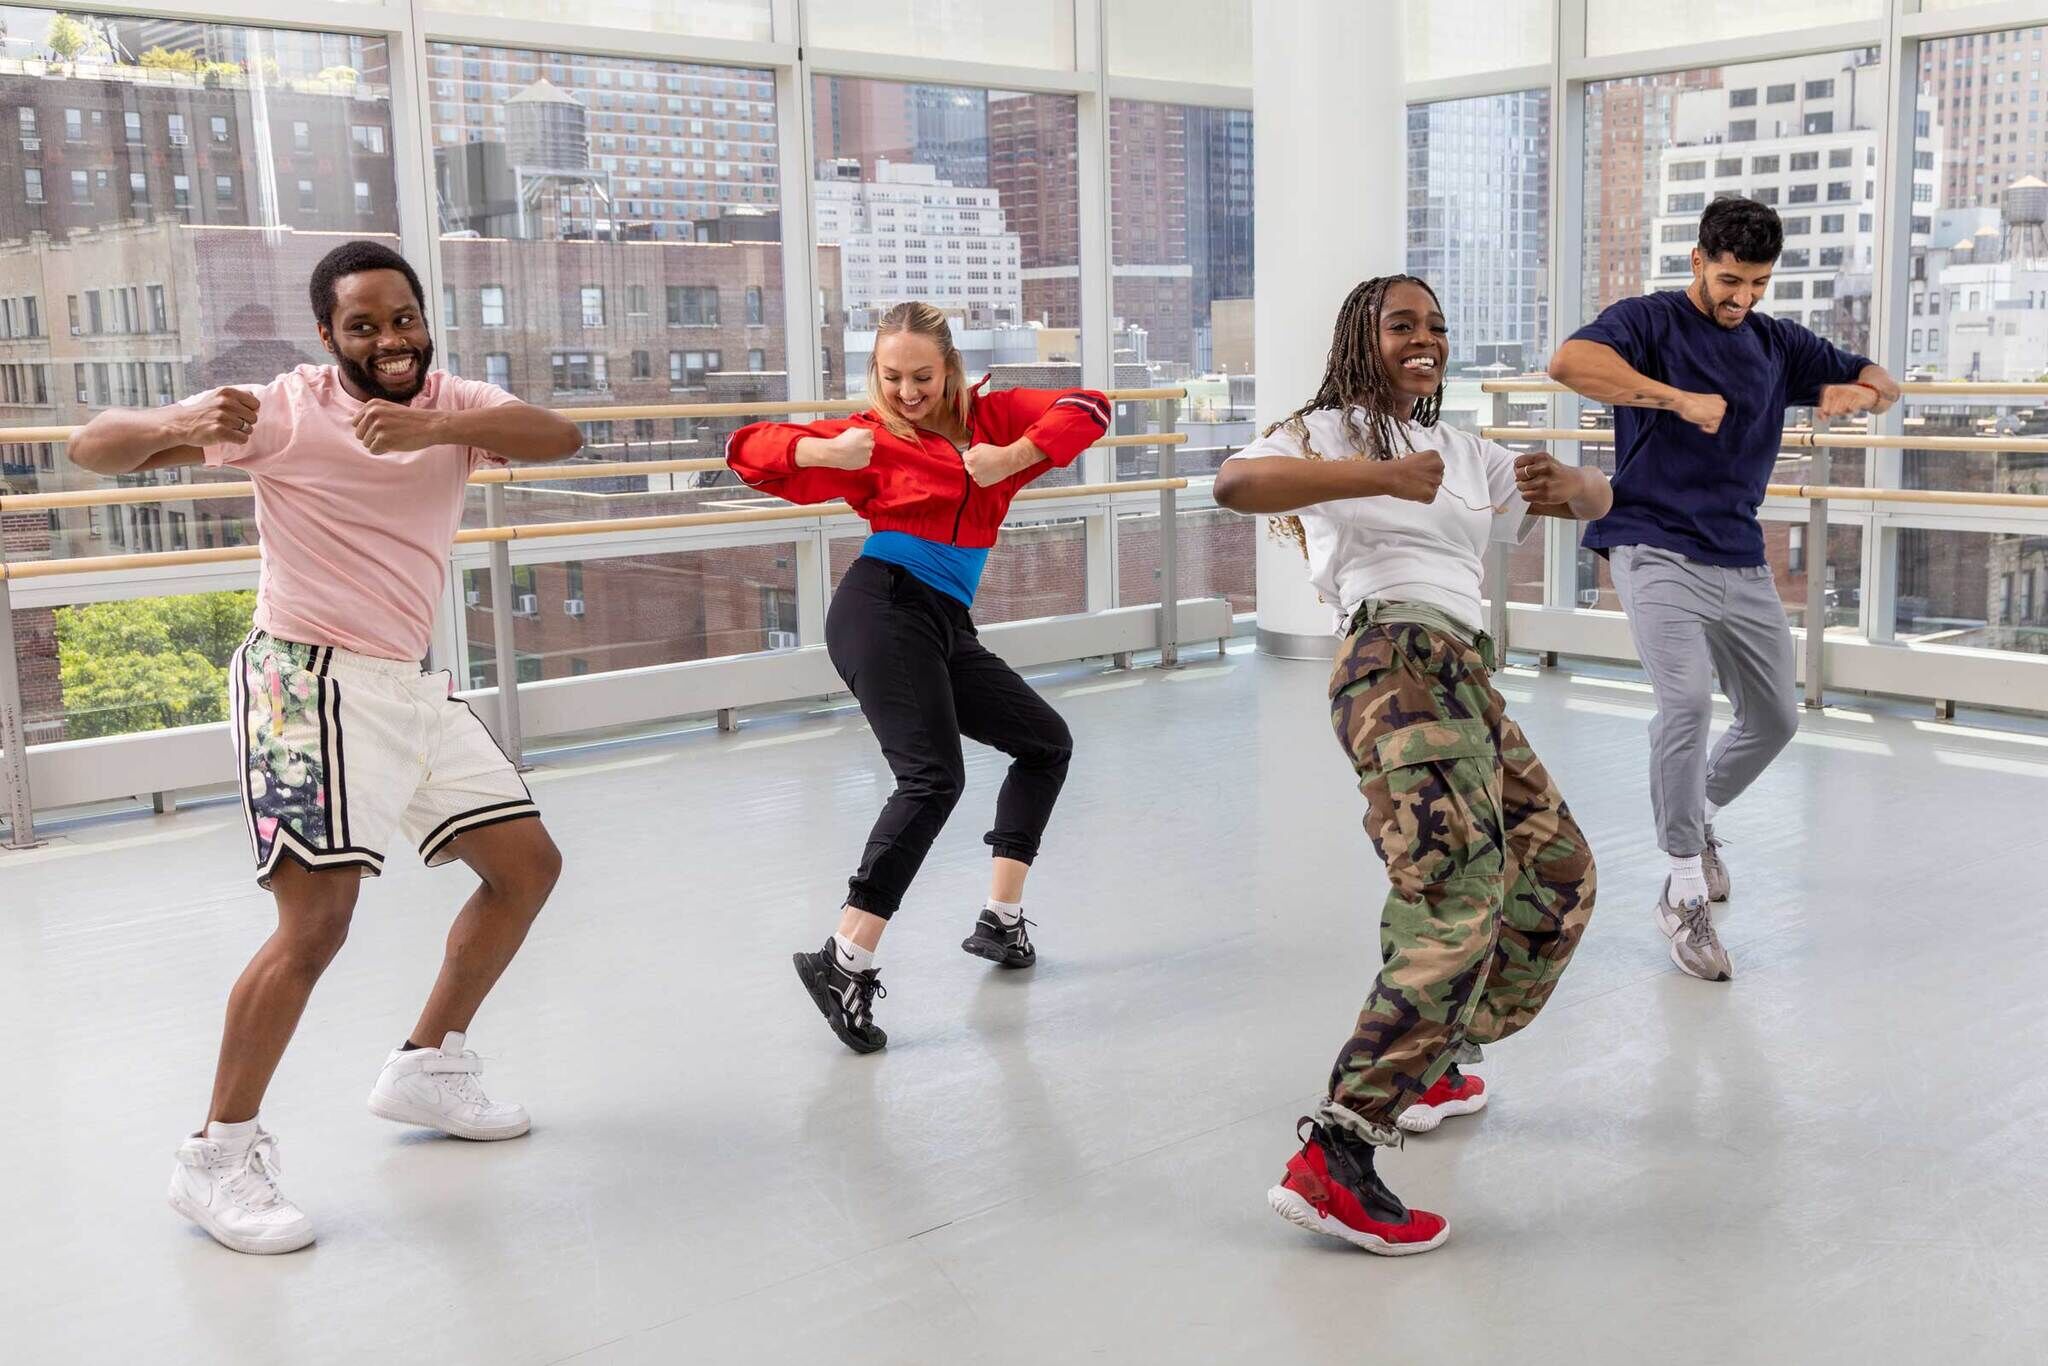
[429,48,779,241]
[811,158,1022,327]
[987,91,1081,328]
[1584,68,1722,315]
[1917,25,2048,210]
[1407,91,1550,371]
[1645,52,1939,355]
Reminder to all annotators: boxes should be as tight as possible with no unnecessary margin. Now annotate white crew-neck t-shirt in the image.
[1226,409,1537,635]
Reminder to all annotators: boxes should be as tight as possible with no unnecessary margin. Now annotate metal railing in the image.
[1480,376,2048,712]
[0,388,1199,848]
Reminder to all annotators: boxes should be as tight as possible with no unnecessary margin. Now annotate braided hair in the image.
[1265,274,1445,555]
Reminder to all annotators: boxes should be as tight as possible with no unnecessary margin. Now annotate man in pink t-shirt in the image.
[69,241,584,1256]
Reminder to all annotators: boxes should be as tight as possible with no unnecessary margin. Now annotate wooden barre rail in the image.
[0,477,1192,582]
[1479,426,2048,455]
[0,387,1191,448]
[1763,483,2048,510]
[0,432,1190,513]
[1480,378,2048,397]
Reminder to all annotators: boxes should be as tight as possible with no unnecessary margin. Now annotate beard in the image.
[337,338,435,403]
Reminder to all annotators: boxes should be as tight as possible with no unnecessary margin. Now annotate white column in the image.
[1251,0,1406,658]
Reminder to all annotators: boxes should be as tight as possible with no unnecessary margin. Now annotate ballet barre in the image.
[0,389,1199,848]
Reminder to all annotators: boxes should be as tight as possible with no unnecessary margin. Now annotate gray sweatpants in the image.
[1609,544,1800,858]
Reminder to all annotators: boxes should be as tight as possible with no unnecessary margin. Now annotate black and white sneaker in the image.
[961,908,1036,969]
[792,938,888,1054]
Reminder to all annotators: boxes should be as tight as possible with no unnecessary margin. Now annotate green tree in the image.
[44,13,92,63]
[54,591,256,739]
[137,45,203,75]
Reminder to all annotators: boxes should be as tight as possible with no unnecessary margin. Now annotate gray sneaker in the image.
[1702,825,1731,903]
[1655,877,1732,981]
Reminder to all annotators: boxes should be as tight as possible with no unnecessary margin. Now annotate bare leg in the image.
[988,857,1029,905]
[206,862,362,1126]
[409,818,562,1046]
[835,905,888,952]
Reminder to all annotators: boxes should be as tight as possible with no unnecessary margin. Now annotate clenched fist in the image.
[1514,452,1582,506]
[962,441,1026,488]
[1816,383,1890,420]
[182,388,260,447]
[1676,391,1727,435]
[1382,447,1445,504]
[353,399,446,455]
[806,427,874,471]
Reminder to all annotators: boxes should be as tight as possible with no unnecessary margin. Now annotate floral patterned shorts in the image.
[231,630,539,886]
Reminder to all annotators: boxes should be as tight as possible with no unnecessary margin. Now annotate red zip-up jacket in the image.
[724,378,1111,549]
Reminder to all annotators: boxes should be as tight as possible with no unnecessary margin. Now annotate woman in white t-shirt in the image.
[1214,274,1612,1257]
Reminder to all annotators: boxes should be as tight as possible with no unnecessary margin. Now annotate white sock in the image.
[204,1117,259,1145]
[1705,800,1723,826]
[984,897,1024,926]
[832,932,875,974]
[1668,853,1709,905]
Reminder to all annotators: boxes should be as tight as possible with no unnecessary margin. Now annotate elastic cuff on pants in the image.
[984,837,1038,865]
[843,887,900,920]
[1314,1098,1403,1149]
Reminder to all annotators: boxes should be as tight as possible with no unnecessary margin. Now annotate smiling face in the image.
[1690,249,1774,330]
[320,268,434,403]
[873,331,947,427]
[1376,279,1447,417]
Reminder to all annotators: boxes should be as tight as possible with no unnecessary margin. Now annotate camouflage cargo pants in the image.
[1318,619,1597,1146]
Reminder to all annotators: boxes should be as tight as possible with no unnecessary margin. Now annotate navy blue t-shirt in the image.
[1570,290,1871,567]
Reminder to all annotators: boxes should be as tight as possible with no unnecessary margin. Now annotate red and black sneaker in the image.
[1266,1117,1449,1256]
[1396,1063,1488,1134]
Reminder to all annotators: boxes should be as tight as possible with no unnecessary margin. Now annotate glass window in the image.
[667,285,719,326]
[431,40,791,550]
[1110,100,1255,471]
[0,11,401,740]
[1586,3,1882,57]
[1108,0,1253,85]
[1402,0,1549,82]
[423,0,769,42]
[293,120,311,151]
[808,0,1074,69]
[814,75,1082,454]
[745,285,763,325]
[485,353,511,387]
[354,180,371,213]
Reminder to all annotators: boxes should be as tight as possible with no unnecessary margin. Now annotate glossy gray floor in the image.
[4,646,2045,1365]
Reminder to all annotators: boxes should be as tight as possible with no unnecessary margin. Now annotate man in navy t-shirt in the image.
[1550,196,1898,982]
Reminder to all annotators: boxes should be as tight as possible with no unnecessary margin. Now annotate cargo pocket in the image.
[1372,717,1505,894]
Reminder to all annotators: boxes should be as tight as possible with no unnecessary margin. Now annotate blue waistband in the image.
[860,531,990,607]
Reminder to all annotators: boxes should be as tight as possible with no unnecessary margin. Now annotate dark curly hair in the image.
[308,240,425,333]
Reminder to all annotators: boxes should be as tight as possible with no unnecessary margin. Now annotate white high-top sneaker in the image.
[367,1031,529,1140]
[168,1123,315,1255]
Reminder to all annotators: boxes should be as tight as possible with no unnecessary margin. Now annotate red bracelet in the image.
[1851,381,1882,396]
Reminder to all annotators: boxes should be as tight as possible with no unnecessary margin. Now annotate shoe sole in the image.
[1396,1092,1488,1134]
[792,953,886,1054]
[1266,1186,1448,1256]
[960,935,1034,969]
[168,1192,315,1256]
[366,1092,531,1140]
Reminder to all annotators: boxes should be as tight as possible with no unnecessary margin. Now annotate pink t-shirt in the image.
[200,365,519,661]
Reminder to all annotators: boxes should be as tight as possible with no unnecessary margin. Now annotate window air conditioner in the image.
[515,593,538,615]
[464,587,481,606]
[766,629,798,650]
[563,598,585,617]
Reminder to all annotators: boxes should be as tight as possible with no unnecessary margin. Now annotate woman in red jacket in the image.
[726,301,1111,1054]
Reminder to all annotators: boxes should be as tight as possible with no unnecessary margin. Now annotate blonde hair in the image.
[867,302,971,442]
